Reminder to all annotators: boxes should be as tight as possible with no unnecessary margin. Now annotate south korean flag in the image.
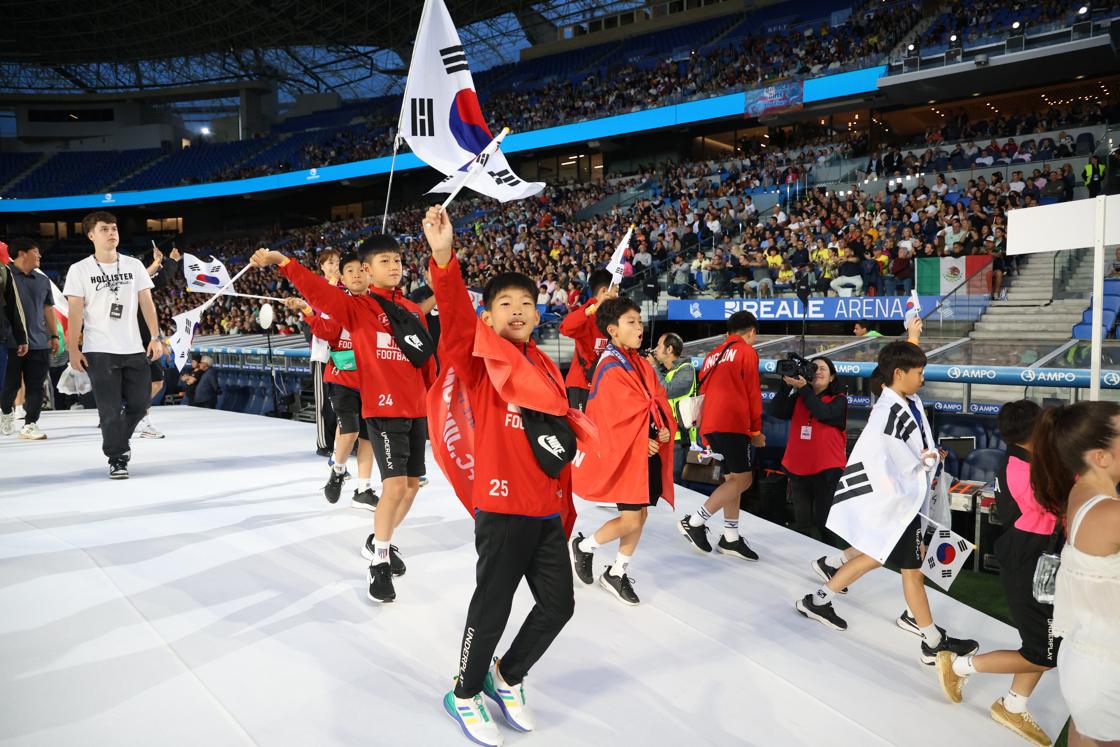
[921,527,974,590]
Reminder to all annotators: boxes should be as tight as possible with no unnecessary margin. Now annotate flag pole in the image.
[381,129,401,233]
[439,127,510,210]
[189,290,286,304]
[386,0,437,233]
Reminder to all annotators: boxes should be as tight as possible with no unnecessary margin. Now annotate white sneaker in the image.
[18,422,46,440]
[138,417,165,439]
[443,691,503,746]
[13,405,25,420]
[483,660,534,732]
[0,413,14,435]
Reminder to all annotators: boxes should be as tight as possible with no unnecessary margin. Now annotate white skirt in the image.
[1058,641,1120,740]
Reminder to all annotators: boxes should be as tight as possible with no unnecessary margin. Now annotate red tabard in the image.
[559,299,608,390]
[573,345,676,507]
[279,260,434,418]
[307,311,362,390]
[697,334,762,437]
[781,395,847,476]
[427,256,598,535]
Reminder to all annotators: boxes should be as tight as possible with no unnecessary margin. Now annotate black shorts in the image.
[567,387,589,412]
[618,454,663,511]
[995,529,1060,667]
[149,361,165,384]
[329,383,366,438]
[366,416,427,479]
[886,514,925,570]
[703,432,755,475]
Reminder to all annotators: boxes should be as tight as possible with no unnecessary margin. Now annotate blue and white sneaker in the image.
[443,691,503,746]
[418,474,430,487]
[482,659,534,732]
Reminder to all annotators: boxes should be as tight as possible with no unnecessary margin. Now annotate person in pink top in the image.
[936,400,1057,746]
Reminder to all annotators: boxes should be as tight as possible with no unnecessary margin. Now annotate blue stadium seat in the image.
[960,448,1005,484]
[1073,323,1108,340]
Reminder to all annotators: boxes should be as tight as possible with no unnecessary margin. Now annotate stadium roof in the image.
[0,0,644,100]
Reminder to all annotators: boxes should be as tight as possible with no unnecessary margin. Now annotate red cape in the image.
[574,345,676,507]
[428,320,598,537]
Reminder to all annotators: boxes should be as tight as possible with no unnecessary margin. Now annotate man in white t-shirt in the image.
[63,211,161,479]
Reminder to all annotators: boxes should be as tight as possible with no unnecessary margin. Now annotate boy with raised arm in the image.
[423,205,596,747]
[252,236,435,604]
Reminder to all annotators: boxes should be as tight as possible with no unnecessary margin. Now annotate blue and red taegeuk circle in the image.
[935,543,956,565]
[449,89,493,158]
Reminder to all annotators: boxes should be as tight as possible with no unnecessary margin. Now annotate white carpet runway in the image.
[0,408,1067,746]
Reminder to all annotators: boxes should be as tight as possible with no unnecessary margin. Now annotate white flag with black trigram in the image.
[921,526,974,590]
[398,0,543,202]
[183,253,234,294]
[826,386,939,563]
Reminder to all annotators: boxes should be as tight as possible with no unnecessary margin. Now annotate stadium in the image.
[2,0,1119,745]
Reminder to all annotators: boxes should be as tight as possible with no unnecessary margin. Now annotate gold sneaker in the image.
[990,699,1052,746]
[935,651,965,703]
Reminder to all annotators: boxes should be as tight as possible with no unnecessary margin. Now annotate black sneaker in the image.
[811,557,848,594]
[316,446,332,457]
[920,633,979,666]
[351,488,379,511]
[570,533,594,585]
[678,516,712,553]
[715,535,759,561]
[367,563,396,603]
[897,609,946,639]
[795,593,848,631]
[361,535,406,577]
[108,456,129,479]
[323,469,346,504]
[599,567,639,605]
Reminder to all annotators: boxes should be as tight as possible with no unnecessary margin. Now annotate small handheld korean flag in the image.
[904,290,922,325]
[169,308,203,371]
[183,253,234,294]
[605,225,634,287]
[921,527,974,590]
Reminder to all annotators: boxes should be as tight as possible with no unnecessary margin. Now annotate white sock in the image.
[689,506,712,528]
[357,478,371,492]
[813,586,834,605]
[579,535,600,554]
[952,654,976,676]
[723,519,739,542]
[373,539,391,565]
[610,552,631,577]
[919,623,943,647]
[826,553,846,569]
[332,463,346,474]
[1003,689,1029,714]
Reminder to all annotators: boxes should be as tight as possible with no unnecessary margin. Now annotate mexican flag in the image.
[36,269,68,353]
[915,256,992,297]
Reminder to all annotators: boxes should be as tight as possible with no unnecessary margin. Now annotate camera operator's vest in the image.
[782,392,847,476]
[665,360,698,444]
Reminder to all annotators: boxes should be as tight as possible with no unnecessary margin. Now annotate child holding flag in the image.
[570,296,674,605]
[282,253,379,511]
[794,341,979,668]
[251,236,436,604]
[423,205,596,747]
[559,269,614,411]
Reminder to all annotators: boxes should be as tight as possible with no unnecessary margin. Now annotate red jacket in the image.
[574,345,676,507]
[427,256,597,526]
[697,334,762,437]
[306,310,361,390]
[279,259,433,418]
[781,395,847,475]
[559,298,608,390]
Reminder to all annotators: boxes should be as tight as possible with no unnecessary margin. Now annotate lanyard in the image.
[95,257,122,302]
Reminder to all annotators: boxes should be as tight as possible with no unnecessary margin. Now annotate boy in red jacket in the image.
[678,311,765,561]
[571,296,674,606]
[282,253,378,510]
[559,269,614,411]
[423,206,596,747]
[252,237,435,604]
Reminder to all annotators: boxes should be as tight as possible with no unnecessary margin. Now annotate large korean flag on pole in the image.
[399,0,543,202]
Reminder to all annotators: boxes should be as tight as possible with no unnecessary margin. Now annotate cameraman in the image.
[773,356,847,544]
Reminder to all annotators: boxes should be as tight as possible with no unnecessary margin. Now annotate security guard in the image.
[650,331,696,483]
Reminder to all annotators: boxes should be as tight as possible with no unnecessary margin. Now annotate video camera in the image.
[775,352,816,382]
